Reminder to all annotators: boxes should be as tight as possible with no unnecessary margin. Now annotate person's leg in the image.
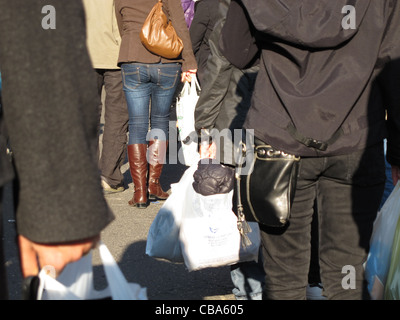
[147,63,181,200]
[122,63,152,145]
[306,202,326,299]
[147,139,169,200]
[121,63,152,208]
[231,248,265,300]
[94,69,105,162]
[318,144,385,299]
[308,202,321,284]
[0,188,8,300]
[260,157,322,299]
[148,63,181,142]
[0,95,11,299]
[99,69,129,190]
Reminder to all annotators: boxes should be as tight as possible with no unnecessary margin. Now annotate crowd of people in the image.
[0,0,399,301]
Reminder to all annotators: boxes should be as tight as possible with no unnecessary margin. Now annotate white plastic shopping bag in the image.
[179,189,260,271]
[146,159,199,262]
[176,77,201,166]
[365,182,400,300]
[384,215,400,300]
[37,242,147,300]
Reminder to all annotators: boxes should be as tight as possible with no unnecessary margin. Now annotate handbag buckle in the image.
[304,138,328,151]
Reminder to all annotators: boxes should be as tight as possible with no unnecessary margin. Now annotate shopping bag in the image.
[384,215,400,300]
[176,77,201,166]
[146,159,199,262]
[37,242,147,300]
[365,182,400,300]
[179,189,260,271]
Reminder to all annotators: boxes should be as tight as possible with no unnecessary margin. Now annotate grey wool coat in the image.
[0,0,114,244]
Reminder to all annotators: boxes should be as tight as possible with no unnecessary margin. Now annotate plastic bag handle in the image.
[189,76,200,94]
[192,75,200,88]
[180,76,200,97]
[98,241,137,300]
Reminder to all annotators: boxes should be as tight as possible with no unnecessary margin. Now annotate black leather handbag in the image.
[236,136,300,228]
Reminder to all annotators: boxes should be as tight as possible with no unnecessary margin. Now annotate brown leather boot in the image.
[127,144,148,208]
[148,139,169,200]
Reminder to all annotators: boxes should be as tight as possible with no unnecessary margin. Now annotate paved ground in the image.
[2,95,237,300]
[93,158,235,300]
[2,143,236,301]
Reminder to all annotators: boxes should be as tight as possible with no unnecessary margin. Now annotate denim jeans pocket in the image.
[121,67,141,91]
[158,65,180,90]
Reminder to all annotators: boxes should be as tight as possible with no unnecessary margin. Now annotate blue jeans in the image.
[231,248,265,300]
[121,63,182,144]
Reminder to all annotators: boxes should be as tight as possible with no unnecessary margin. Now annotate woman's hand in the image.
[199,141,217,159]
[181,69,197,82]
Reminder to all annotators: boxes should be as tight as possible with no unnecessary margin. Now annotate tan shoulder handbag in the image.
[140,0,184,59]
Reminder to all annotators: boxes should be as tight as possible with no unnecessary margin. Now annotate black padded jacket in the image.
[220,0,400,166]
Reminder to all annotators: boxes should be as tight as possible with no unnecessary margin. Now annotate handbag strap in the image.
[235,140,253,248]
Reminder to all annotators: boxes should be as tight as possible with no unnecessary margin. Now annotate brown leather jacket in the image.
[115,0,197,72]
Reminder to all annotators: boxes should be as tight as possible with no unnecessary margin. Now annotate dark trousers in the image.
[260,142,386,300]
[0,107,13,300]
[0,188,8,300]
[96,69,129,186]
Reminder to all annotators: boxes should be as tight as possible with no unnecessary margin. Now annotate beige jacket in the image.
[83,0,121,69]
[115,0,197,72]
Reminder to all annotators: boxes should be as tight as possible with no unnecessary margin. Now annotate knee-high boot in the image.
[127,144,148,208]
[148,139,169,200]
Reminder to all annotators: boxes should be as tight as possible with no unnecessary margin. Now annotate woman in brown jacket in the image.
[115,0,197,208]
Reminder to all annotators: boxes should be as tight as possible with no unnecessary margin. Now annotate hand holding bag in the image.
[35,242,147,300]
[146,158,259,270]
[140,0,184,59]
[179,160,260,271]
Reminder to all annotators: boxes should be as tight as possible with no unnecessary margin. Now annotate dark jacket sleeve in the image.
[0,0,114,243]
[219,0,259,69]
[194,19,233,133]
[189,0,210,55]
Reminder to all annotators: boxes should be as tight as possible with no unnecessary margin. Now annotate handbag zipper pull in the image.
[237,211,253,248]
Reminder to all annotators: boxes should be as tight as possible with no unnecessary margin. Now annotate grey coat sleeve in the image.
[0,0,114,243]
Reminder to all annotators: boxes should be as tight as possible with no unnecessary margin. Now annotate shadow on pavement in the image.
[93,240,234,300]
